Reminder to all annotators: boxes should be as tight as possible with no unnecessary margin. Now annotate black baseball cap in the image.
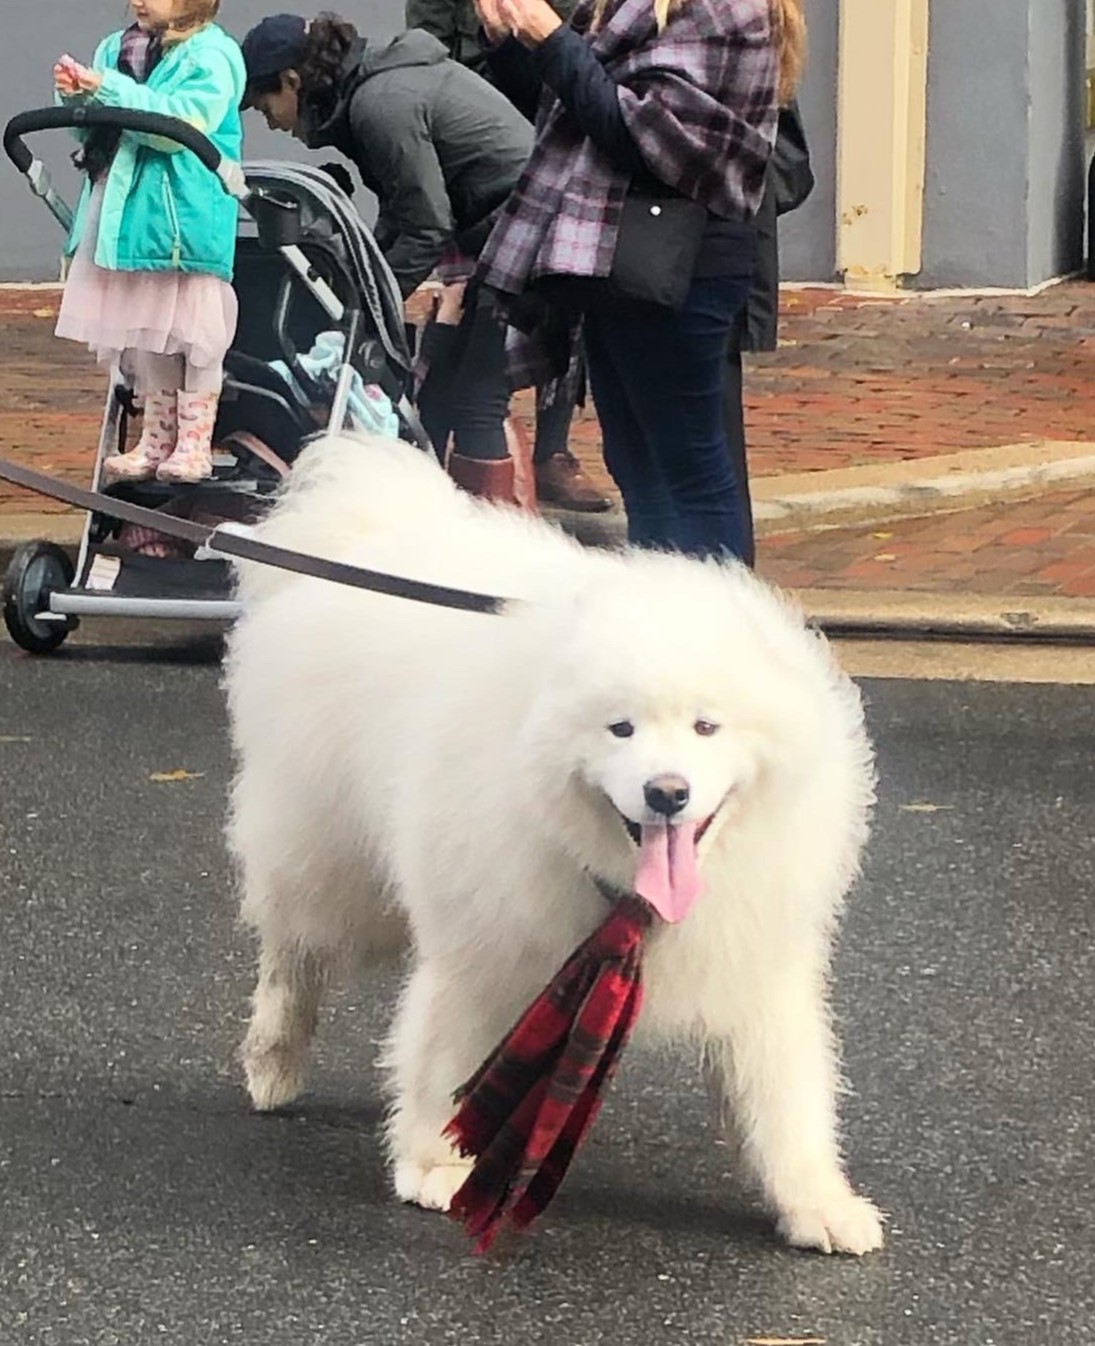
[240,14,308,105]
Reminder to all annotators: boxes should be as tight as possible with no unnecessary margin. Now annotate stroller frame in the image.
[2,105,422,652]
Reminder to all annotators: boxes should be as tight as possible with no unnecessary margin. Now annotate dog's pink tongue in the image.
[634,822,703,923]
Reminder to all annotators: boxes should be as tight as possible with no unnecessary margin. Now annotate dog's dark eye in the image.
[694,720,719,737]
[608,720,635,739]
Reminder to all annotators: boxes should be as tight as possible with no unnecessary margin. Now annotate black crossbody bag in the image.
[608,195,708,310]
[528,77,811,315]
[609,101,815,307]
[535,193,707,314]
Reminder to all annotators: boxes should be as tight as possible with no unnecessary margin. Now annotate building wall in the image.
[919,0,1086,290]
[780,0,839,282]
[1026,0,1086,285]
[0,0,1087,288]
[919,0,1031,288]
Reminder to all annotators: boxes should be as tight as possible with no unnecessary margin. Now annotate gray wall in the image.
[780,0,838,282]
[921,0,1086,289]
[0,0,842,285]
[0,0,402,282]
[0,0,1086,288]
[1027,0,1087,284]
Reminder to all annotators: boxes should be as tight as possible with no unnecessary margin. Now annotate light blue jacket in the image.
[64,24,245,281]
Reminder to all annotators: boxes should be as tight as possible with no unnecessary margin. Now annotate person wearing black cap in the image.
[240,12,533,504]
[402,0,611,514]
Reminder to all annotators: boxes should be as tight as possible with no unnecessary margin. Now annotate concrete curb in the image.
[0,513,84,575]
[752,439,1095,532]
[551,439,1095,546]
[6,437,1095,555]
[789,588,1095,643]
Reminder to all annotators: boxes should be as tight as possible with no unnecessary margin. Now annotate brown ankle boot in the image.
[535,452,612,513]
[448,453,518,505]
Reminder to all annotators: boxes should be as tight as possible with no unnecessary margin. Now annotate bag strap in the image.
[220,430,292,480]
[0,456,509,617]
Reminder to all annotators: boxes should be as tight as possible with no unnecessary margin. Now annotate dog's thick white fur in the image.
[224,432,883,1256]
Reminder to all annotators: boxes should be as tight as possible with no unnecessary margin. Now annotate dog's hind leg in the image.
[242,937,329,1112]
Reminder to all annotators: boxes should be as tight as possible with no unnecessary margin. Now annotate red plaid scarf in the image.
[445,894,652,1252]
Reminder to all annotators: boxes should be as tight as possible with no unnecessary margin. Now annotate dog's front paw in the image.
[243,1043,308,1112]
[394,1158,474,1212]
[776,1189,885,1256]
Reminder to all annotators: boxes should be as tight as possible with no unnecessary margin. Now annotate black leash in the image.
[0,456,510,616]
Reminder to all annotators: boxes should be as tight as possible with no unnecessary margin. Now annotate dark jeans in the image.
[723,345,755,568]
[582,274,754,560]
[418,289,510,461]
[533,380,577,463]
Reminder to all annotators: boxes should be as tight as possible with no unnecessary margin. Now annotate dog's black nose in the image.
[644,774,690,817]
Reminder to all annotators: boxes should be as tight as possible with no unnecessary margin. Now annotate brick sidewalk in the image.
[3,281,1095,597]
[742,286,1095,476]
[757,489,1095,598]
[0,289,104,517]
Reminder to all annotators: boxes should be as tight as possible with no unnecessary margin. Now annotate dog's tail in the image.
[232,431,462,607]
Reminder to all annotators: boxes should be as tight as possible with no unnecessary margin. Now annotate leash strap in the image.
[0,456,509,616]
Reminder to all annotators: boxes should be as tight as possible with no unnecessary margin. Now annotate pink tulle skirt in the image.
[55,182,238,380]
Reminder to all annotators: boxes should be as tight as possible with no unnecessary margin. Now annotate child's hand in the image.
[54,55,101,96]
[54,57,81,95]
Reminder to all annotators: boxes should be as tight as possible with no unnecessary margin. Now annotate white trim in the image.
[777,272,1079,300]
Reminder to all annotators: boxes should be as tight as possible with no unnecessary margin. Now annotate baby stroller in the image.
[2,105,422,654]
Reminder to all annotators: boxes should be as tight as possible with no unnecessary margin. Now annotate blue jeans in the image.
[583,273,754,560]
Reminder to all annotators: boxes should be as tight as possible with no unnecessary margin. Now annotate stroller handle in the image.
[4,106,239,191]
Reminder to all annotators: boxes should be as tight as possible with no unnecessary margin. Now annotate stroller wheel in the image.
[3,541,77,655]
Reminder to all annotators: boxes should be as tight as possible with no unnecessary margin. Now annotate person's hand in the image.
[55,55,101,95]
[497,0,563,46]
[435,281,467,326]
[318,161,355,198]
[54,55,82,95]
[473,0,510,44]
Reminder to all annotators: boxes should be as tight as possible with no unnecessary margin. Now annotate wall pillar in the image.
[836,0,929,291]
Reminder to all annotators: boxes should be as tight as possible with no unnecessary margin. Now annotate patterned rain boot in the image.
[102,389,178,483]
[157,389,217,484]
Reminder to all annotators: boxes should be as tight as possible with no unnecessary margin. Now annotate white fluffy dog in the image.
[224,432,883,1256]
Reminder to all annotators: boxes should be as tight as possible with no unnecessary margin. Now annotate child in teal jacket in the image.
[54,1,245,485]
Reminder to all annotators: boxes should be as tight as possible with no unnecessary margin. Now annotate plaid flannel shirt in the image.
[478,0,779,300]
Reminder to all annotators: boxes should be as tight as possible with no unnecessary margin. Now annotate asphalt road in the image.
[2,624,1093,1346]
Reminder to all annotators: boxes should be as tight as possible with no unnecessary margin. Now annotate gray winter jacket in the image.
[303,30,533,296]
